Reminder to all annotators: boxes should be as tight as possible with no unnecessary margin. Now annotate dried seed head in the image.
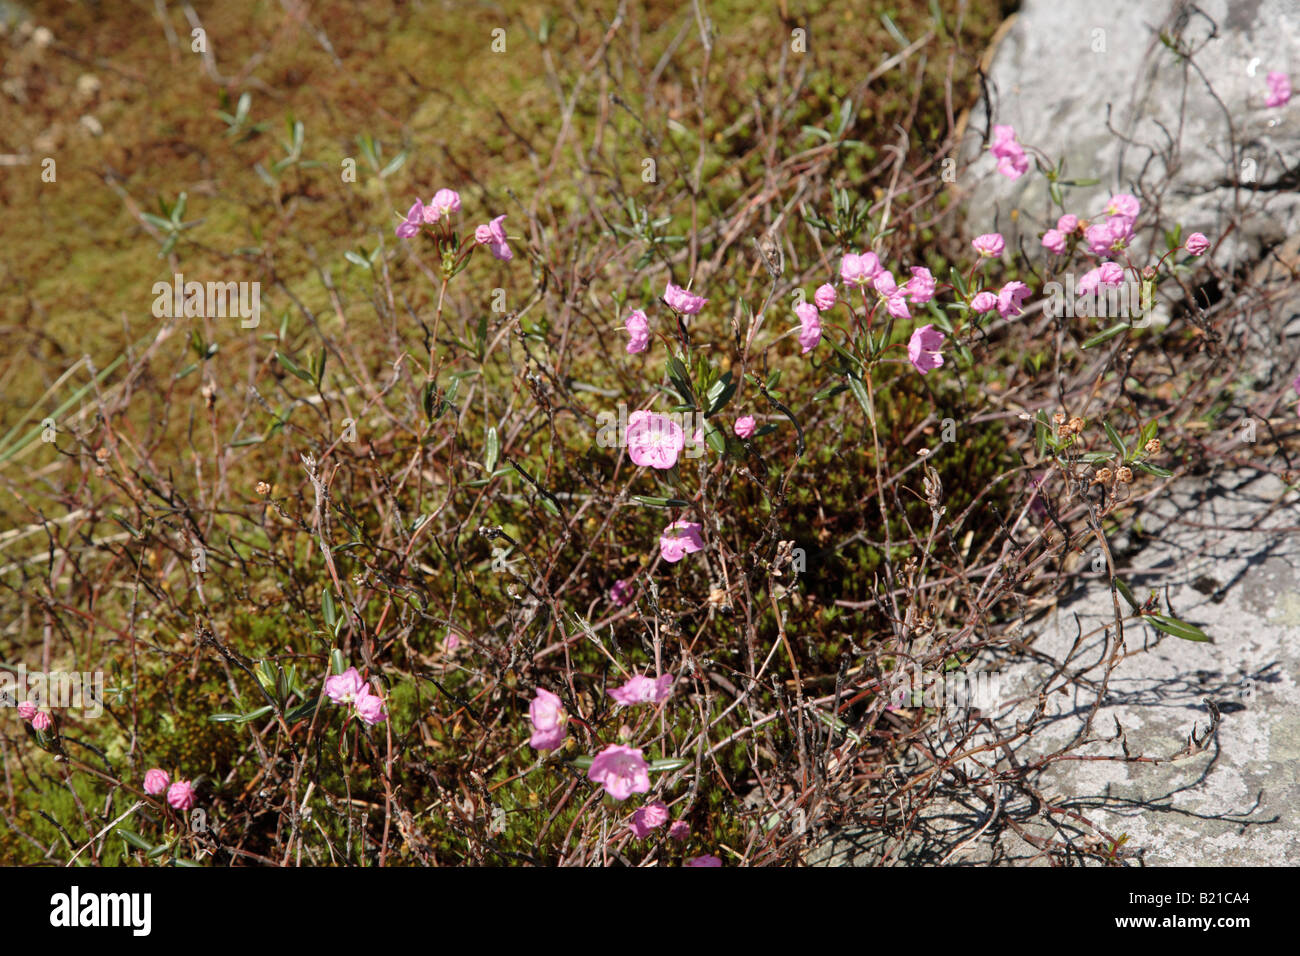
[1144,438,1161,456]
[1052,412,1066,426]
[256,481,271,496]
[95,446,109,462]
[1067,416,1085,435]
[1116,466,1133,483]
[1093,467,1114,484]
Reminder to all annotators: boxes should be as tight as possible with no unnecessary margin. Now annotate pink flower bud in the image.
[167,780,197,810]
[143,768,170,796]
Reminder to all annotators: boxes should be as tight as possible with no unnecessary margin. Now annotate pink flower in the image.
[609,673,674,708]
[733,415,756,438]
[668,820,690,841]
[325,667,366,706]
[1082,214,1132,256]
[31,711,52,732]
[625,309,650,354]
[528,687,567,751]
[990,128,1030,179]
[1057,214,1079,234]
[167,780,196,810]
[1184,232,1210,256]
[16,701,36,720]
[1106,215,1135,252]
[813,283,837,310]
[395,200,424,238]
[664,282,707,315]
[659,521,704,563]
[1041,229,1067,255]
[996,148,1029,180]
[630,801,671,838]
[685,854,722,867]
[354,685,387,725]
[970,291,999,313]
[143,769,170,796]
[885,294,911,320]
[840,252,882,288]
[972,233,1005,258]
[1077,263,1124,296]
[997,281,1030,318]
[587,744,651,801]
[626,411,685,469]
[872,271,898,296]
[609,579,635,606]
[1097,262,1125,286]
[427,188,461,219]
[474,215,513,261]
[1265,71,1291,108]
[796,302,822,354]
[1291,373,1300,396]
[1105,194,1140,219]
[1084,222,1114,257]
[908,324,946,374]
[906,267,936,304]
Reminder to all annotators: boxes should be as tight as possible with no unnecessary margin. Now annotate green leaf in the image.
[1146,613,1211,643]
[1035,410,1051,459]
[631,496,691,508]
[570,756,595,771]
[847,375,875,426]
[116,829,152,851]
[1133,461,1173,478]
[284,700,319,722]
[648,758,691,772]
[1114,577,1140,611]
[276,351,315,383]
[1103,420,1127,460]
[322,589,337,630]
[343,250,371,269]
[379,151,407,178]
[484,426,499,473]
[1081,323,1129,349]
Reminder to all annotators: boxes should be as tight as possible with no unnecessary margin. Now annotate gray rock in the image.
[811,466,1300,866]
[960,0,1300,272]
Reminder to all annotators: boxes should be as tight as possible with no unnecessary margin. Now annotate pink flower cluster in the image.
[1082,194,1138,258]
[394,187,513,261]
[16,700,52,732]
[1265,71,1291,109]
[836,250,946,373]
[1041,213,1079,255]
[990,125,1029,180]
[525,681,717,857]
[142,768,197,810]
[622,280,709,354]
[324,666,388,726]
